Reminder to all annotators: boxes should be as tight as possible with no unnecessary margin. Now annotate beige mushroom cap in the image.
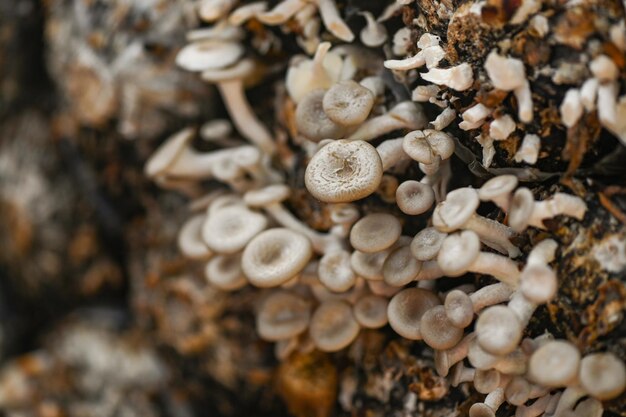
[396,181,435,215]
[295,89,346,141]
[509,187,535,232]
[432,187,480,232]
[579,352,626,400]
[353,295,389,329]
[176,40,244,72]
[145,128,194,178]
[387,288,441,340]
[475,305,523,355]
[420,305,464,350]
[411,227,447,261]
[256,291,311,341]
[350,213,402,253]
[478,174,518,204]
[242,228,313,287]
[402,129,455,164]
[520,264,557,304]
[350,249,391,281]
[178,214,213,260]
[468,403,496,417]
[205,253,247,291]
[528,340,581,387]
[318,249,357,293]
[305,140,383,203]
[444,289,474,328]
[437,231,481,276]
[310,300,360,352]
[383,246,422,287]
[202,205,268,254]
[244,184,291,208]
[323,80,375,126]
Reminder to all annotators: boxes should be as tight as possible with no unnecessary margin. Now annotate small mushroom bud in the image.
[528,340,581,387]
[387,288,441,340]
[353,295,389,329]
[478,175,518,212]
[257,291,311,341]
[323,80,375,126]
[242,228,313,287]
[350,213,402,253]
[305,140,383,203]
[296,89,346,141]
[310,300,360,352]
[410,227,447,261]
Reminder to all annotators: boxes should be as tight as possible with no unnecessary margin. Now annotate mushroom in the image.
[473,369,502,394]
[257,0,307,25]
[296,89,346,141]
[383,245,423,287]
[197,0,238,22]
[350,248,393,281]
[205,253,247,291]
[420,63,474,91]
[353,295,389,329]
[519,239,558,304]
[305,140,383,203]
[509,190,587,232]
[459,103,492,130]
[387,288,441,340]
[505,376,532,406]
[358,11,387,47]
[450,362,475,387]
[484,50,533,123]
[432,188,520,258]
[579,352,626,400]
[469,383,507,417]
[437,231,521,285]
[396,181,435,215]
[444,283,514,329]
[256,291,311,341]
[175,40,244,72]
[228,2,268,25]
[527,340,580,387]
[350,213,402,253]
[478,175,518,212]
[475,305,525,355]
[419,305,464,350]
[514,393,555,417]
[314,0,354,42]
[410,227,447,261]
[434,332,476,376]
[402,129,455,166]
[202,205,268,254]
[178,214,213,260]
[346,101,427,141]
[318,249,356,292]
[242,228,313,287]
[322,81,375,126]
[145,128,214,179]
[309,300,360,352]
[286,42,343,103]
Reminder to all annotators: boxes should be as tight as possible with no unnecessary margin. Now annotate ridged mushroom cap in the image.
[305,140,383,203]
[242,228,313,287]
[528,340,581,387]
[202,205,268,254]
[579,352,626,400]
[437,231,481,276]
[411,227,447,261]
[432,187,480,232]
[396,181,435,215]
[350,213,402,253]
[353,295,389,329]
[256,291,311,341]
[310,300,360,352]
[322,80,375,126]
[205,253,247,291]
[475,305,523,355]
[387,288,441,340]
[295,89,345,141]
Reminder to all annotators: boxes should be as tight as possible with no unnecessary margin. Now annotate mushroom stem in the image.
[359,11,387,47]
[315,0,355,42]
[515,393,552,417]
[529,193,587,228]
[468,252,521,286]
[470,282,514,312]
[347,102,427,141]
[217,79,276,155]
[551,386,587,417]
[463,214,520,258]
[513,80,533,123]
[434,332,476,376]
[450,362,476,386]
[257,0,307,24]
[469,385,506,417]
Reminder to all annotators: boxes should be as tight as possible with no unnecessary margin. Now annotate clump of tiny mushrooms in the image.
[147,1,626,415]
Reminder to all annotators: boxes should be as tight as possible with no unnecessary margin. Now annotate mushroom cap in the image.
[242,228,313,287]
[444,289,474,328]
[469,403,496,417]
[475,305,523,355]
[387,288,441,340]
[205,253,247,291]
[383,246,422,287]
[201,57,258,82]
[286,45,344,103]
[420,305,464,350]
[396,181,435,215]
[350,213,402,253]
[528,340,581,387]
[473,369,501,394]
[176,40,244,72]
[403,130,435,164]
[353,295,389,329]
[256,291,311,341]
[202,205,268,254]
[509,187,535,232]
[178,214,213,260]
[505,376,531,406]
[244,184,291,208]
[478,175,518,202]
[329,203,360,225]
[367,279,402,298]
[305,140,383,203]
[309,300,360,352]
[579,352,626,400]
[520,264,557,304]
[411,227,447,261]
[145,128,194,178]
[295,89,346,141]
[350,249,391,281]
[323,80,375,126]
[424,130,455,160]
[318,249,357,293]
[432,187,480,232]
[437,231,481,276]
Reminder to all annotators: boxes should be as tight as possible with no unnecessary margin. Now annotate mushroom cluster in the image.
[146,0,626,415]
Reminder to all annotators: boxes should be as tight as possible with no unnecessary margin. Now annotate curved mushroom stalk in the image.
[347,101,428,141]
[257,0,307,24]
